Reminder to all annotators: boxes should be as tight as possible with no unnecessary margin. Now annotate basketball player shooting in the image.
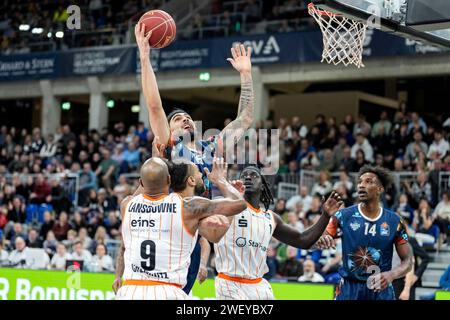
[114,157,246,300]
[321,165,413,300]
[135,22,254,194]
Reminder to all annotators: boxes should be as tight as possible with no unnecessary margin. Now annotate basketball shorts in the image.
[116,283,189,300]
[335,278,395,300]
[215,274,275,300]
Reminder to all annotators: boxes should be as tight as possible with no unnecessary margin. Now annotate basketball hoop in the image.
[308,3,368,68]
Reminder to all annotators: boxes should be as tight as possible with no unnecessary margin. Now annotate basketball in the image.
[138,10,176,49]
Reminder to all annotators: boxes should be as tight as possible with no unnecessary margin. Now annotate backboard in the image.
[310,0,450,47]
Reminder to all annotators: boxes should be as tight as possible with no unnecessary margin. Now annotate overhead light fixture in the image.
[61,102,71,110]
[55,31,64,38]
[131,105,140,113]
[19,24,30,31]
[199,72,211,82]
[47,32,52,38]
[31,27,43,34]
[106,99,115,108]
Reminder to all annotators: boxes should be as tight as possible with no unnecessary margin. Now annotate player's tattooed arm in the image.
[135,23,170,145]
[184,197,246,221]
[218,44,254,156]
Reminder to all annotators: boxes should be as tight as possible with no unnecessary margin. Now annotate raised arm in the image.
[218,44,254,156]
[273,191,343,249]
[135,23,170,145]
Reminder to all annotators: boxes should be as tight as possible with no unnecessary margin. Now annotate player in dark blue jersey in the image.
[324,165,413,300]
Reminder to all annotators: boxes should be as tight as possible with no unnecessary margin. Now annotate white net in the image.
[308,3,368,68]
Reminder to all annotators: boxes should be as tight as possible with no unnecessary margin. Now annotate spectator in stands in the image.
[408,112,427,135]
[264,244,279,281]
[354,149,370,172]
[90,243,114,272]
[320,239,342,281]
[403,171,433,206]
[405,131,428,163]
[296,138,315,163]
[332,170,353,193]
[286,185,313,213]
[273,198,288,216]
[291,116,308,138]
[52,211,70,241]
[372,111,392,137]
[95,148,118,194]
[50,243,72,270]
[8,237,30,268]
[413,199,439,242]
[286,211,305,233]
[332,137,349,169]
[70,211,87,232]
[104,211,121,239]
[39,134,57,161]
[78,162,97,205]
[113,175,132,204]
[7,195,26,227]
[427,128,450,160]
[353,114,371,137]
[62,229,78,249]
[26,228,42,248]
[372,126,392,156]
[287,160,299,174]
[394,193,415,225]
[71,240,92,267]
[43,230,58,257]
[334,184,353,208]
[0,241,9,264]
[6,222,26,246]
[39,211,54,241]
[434,191,450,244]
[351,133,374,163]
[318,149,334,172]
[298,259,324,283]
[78,227,93,251]
[29,174,51,204]
[300,150,320,170]
[97,188,116,214]
[304,195,322,227]
[311,171,332,197]
[278,246,303,278]
[244,0,261,23]
[89,225,109,254]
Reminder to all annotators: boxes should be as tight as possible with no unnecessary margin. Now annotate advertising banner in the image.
[0,268,335,300]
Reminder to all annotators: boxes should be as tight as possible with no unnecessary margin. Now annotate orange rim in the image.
[308,3,340,17]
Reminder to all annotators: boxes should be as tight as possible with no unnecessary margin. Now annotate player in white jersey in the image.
[212,165,342,300]
[115,157,245,300]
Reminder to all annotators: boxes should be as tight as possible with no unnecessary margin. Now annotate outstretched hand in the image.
[135,22,152,58]
[204,157,227,185]
[313,234,336,250]
[231,180,245,195]
[322,191,344,217]
[152,136,166,158]
[227,43,252,74]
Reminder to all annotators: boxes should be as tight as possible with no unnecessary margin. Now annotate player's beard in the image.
[194,181,206,196]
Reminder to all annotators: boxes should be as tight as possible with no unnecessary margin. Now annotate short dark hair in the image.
[167,159,194,192]
[358,165,394,190]
[73,240,82,247]
[167,109,190,123]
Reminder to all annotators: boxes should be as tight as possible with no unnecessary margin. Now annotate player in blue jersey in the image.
[135,23,255,294]
[324,165,413,300]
